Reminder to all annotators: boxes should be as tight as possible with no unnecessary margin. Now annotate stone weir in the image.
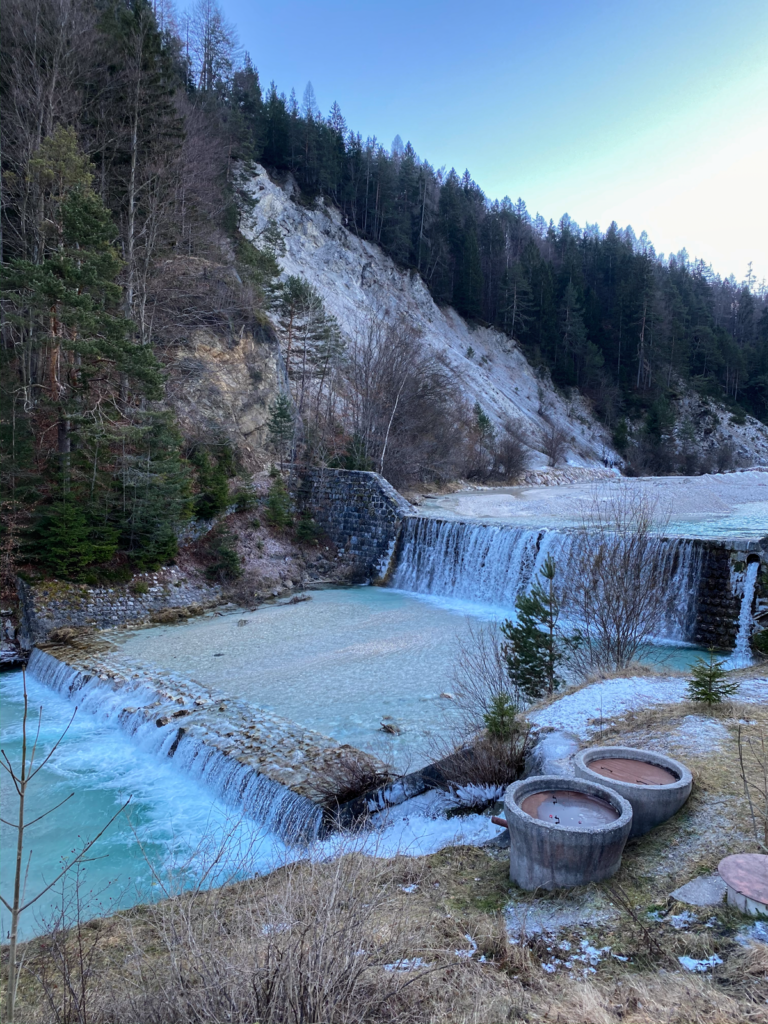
[694,541,766,649]
[26,645,388,842]
[388,516,766,649]
[296,469,767,650]
[296,468,413,582]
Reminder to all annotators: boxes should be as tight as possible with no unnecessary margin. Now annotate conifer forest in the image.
[1,0,767,586]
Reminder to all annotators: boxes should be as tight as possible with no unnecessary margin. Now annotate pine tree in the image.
[484,692,517,741]
[1,127,162,493]
[117,412,192,568]
[30,500,116,581]
[686,650,738,705]
[192,448,233,520]
[501,556,578,700]
[473,402,494,445]
[267,394,294,470]
[264,470,292,529]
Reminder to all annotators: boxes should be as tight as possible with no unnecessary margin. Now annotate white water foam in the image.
[27,649,322,842]
[0,667,289,941]
[391,518,703,641]
[1,663,501,940]
[724,560,759,670]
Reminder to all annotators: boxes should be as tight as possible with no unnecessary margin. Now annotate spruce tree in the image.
[267,394,294,470]
[686,650,738,705]
[192,449,232,520]
[264,470,293,529]
[500,555,578,700]
[30,500,115,581]
[484,692,517,741]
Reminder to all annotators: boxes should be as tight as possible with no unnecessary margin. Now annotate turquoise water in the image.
[0,669,287,942]
[0,587,712,941]
[109,587,710,768]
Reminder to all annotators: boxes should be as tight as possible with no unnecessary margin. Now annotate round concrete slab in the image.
[504,775,632,890]
[718,854,768,916]
[574,746,692,837]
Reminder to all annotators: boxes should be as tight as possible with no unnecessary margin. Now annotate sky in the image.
[217,0,767,285]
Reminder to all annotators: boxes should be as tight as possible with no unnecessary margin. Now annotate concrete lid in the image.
[575,746,692,792]
[504,774,633,835]
[718,854,768,904]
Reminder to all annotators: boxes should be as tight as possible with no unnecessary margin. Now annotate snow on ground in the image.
[317,673,768,862]
[529,675,768,740]
[316,788,500,861]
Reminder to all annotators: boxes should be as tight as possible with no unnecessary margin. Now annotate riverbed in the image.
[422,470,768,538]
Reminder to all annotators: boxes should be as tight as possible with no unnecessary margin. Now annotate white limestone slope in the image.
[240,166,613,468]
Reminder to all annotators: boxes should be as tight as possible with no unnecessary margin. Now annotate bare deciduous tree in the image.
[540,416,569,467]
[494,417,532,481]
[338,312,466,486]
[738,724,768,853]
[451,620,523,732]
[569,484,670,672]
[0,671,128,1023]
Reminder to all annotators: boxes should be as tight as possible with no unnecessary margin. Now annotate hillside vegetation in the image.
[2,0,767,594]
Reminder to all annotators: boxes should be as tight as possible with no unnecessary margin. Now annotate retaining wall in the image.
[297,469,414,582]
[18,567,221,644]
[694,539,767,648]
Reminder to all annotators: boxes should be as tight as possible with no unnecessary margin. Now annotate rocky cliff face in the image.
[155,171,768,473]
[164,318,281,467]
[240,166,614,469]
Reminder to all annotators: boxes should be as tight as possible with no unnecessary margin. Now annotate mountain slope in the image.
[241,167,614,469]
[239,166,768,473]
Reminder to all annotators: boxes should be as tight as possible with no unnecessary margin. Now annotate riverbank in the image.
[5,671,768,1024]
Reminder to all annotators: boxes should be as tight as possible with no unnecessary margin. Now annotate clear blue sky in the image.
[216,0,767,283]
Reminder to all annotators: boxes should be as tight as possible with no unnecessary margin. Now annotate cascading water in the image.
[725,560,759,670]
[26,649,323,842]
[390,517,704,642]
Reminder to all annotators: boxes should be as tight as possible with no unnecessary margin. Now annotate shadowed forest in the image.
[2,0,767,590]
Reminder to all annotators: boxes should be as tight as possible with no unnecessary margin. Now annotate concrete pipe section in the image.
[504,775,633,891]
[574,746,692,838]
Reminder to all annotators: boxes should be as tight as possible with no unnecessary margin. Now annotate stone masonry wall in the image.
[694,538,767,648]
[297,469,414,582]
[18,566,222,644]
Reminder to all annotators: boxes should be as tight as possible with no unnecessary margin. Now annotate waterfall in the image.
[26,649,322,842]
[390,517,704,642]
[725,561,759,670]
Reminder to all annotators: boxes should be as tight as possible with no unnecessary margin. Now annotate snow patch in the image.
[529,675,768,739]
[678,954,722,972]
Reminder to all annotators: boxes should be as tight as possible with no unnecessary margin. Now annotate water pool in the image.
[0,669,288,942]
[0,586,717,941]
[104,587,709,770]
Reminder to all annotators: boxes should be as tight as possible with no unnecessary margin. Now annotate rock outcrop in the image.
[241,166,614,468]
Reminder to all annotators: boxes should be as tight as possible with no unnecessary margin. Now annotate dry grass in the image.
[6,696,768,1024]
[5,840,768,1024]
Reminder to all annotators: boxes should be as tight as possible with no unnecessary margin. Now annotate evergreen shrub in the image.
[483,692,517,741]
[264,473,293,529]
[686,650,738,705]
[205,530,243,583]
[500,555,578,700]
[295,510,322,544]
